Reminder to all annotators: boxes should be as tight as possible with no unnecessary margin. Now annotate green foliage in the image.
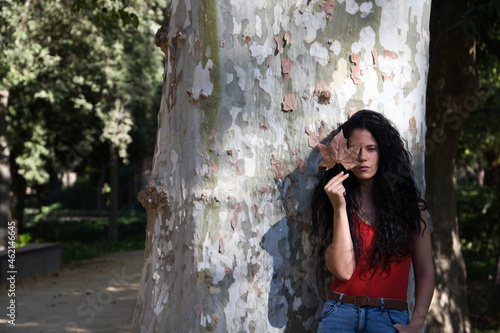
[457,167,499,330]
[59,177,103,210]
[458,181,499,265]
[71,0,140,30]
[1,0,167,188]
[25,214,146,262]
[457,0,500,261]
[15,233,32,247]
[32,202,65,223]
[455,6,500,326]
[451,0,500,38]
[26,195,146,226]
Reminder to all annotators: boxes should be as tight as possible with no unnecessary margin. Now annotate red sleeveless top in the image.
[330,215,412,301]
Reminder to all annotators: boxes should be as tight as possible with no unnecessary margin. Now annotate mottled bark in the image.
[132,1,431,332]
[425,0,474,332]
[0,90,11,249]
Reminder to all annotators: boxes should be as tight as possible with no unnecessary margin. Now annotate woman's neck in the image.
[358,178,374,195]
[357,182,376,224]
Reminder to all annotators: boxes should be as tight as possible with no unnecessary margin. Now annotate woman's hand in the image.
[324,171,349,210]
[394,211,434,333]
[394,322,423,333]
[323,171,355,280]
[395,210,434,333]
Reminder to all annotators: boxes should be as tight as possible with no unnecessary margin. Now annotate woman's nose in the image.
[357,149,366,162]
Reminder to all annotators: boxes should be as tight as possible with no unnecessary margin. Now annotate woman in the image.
[312,110,434,333]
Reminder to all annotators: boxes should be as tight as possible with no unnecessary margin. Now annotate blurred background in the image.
[0,0,499,332]
[1,0,167,260]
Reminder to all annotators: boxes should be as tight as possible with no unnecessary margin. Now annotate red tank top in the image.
[330,215,412,301]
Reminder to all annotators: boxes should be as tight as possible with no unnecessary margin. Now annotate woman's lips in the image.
[358,166,369,171]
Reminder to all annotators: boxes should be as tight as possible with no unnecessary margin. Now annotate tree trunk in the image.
[487,243,500,316]
[0,90,11,250]
[425,1,474,332]
[10,157,26,235]
[132,157,151,210]
[97,165,106,211]
[47,168,62,204]
[108,142,118,243]
[132,1,431,332]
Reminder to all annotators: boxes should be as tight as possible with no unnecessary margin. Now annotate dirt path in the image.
[1,250,144,332]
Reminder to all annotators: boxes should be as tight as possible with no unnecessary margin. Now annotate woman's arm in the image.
[323,172,356,281]
[395,210,435,333]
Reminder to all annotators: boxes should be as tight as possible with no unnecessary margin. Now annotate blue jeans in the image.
[317,299,409,333]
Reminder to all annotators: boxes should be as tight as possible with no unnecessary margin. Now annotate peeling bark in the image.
[137,179,170,213]
[320,0,335,15]
[282,94,298,112]
[281,58,293,83]
[383,49,399,59]
[350,53,363,85]
[313,81,332,105]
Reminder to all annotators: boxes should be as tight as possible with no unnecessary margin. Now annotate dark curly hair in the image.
[311,110,426,276]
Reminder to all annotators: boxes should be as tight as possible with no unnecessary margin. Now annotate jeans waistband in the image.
[328,291,408,311]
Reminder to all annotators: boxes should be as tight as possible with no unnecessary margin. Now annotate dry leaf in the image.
[318,129,360,170]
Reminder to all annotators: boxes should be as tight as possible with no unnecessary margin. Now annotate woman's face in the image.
[347,129,379,185]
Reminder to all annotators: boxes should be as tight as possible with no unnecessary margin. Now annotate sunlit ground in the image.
[0,250,142,332]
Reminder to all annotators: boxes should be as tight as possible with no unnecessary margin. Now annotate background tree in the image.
[0,90,10,249]
[0,1,14,249]
[426,0,500,331]
[453,0,500,327]
[424,0,475,332]
[0,0,166,241]
[131,1,431,332]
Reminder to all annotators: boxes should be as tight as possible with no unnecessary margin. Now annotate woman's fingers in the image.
[324,172,349,208]
[324,172,349,192]
[325,171,349,186]
[326,182,345,194]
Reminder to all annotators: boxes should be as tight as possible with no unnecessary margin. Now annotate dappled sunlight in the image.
[0,250,143,332]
